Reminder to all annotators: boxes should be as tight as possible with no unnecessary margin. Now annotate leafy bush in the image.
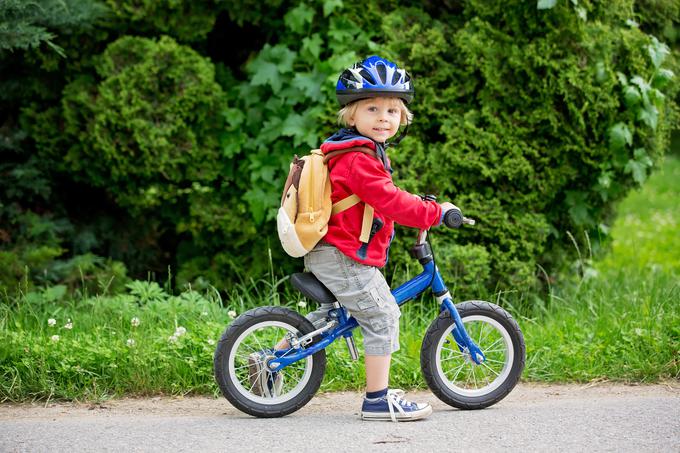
[103,0,223,43]
[5,0,679,299]
[378,1,678,292]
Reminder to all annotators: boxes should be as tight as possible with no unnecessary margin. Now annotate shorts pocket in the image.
[355,287,387,311]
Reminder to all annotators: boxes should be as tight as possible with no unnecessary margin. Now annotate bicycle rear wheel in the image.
[420,301,525,409]
[213,306,326,417]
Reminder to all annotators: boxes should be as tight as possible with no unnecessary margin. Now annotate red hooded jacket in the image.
[320,130,442,267]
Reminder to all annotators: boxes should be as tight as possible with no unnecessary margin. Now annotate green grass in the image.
[1,158,678,401]
[521,155,679,382]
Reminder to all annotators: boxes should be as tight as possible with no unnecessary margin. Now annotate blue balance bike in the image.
[214,207,526,417]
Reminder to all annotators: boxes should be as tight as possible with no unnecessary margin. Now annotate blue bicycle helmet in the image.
[336,55,414,106]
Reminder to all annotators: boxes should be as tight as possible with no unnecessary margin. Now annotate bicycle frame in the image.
[268,230,486,372]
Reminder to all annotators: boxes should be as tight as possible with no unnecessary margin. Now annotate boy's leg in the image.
[365,354,391,392]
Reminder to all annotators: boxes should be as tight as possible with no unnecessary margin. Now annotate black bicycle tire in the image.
[420,300,525,410]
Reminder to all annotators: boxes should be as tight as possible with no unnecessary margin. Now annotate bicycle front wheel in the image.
[213,306,326,417]
[420,301,525,409]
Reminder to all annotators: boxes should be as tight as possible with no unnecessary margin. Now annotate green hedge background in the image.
[1,0,678,299]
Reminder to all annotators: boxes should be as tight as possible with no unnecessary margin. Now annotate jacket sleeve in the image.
[343,153,442,229]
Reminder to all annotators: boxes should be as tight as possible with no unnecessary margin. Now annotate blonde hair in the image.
[337,97,413,127]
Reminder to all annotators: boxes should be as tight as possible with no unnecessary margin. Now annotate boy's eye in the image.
[388,108,399,114]
[367,106,377,112]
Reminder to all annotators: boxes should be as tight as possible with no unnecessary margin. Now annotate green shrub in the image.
[104,0,223,42]
[37,35,226,219]
[376,2,675,293]
[9,0,680,299]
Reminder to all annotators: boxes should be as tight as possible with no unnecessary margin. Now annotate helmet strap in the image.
[386,122,410,148]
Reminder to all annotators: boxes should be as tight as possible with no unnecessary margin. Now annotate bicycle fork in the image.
[438,295,486,365]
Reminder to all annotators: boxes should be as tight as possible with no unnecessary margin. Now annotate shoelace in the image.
[385,389,415,423]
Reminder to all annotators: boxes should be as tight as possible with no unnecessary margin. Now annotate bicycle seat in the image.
[290,273,336,305]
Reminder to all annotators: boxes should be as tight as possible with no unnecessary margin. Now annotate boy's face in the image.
[348,97,402,144]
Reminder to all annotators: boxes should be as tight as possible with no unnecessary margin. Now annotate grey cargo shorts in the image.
[303,243,401,356]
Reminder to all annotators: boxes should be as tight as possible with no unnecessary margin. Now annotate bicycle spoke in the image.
[441,346,466,357]
[477,323,485,345]
[252,331,268,352]
[234,351,256,362]
[483,347,507,354]
[440,354,467,365]
[444,360,466,379]
[480,361,501,377]
[484,336,503,350]
[479,325,494,345]
[484,358,507,365]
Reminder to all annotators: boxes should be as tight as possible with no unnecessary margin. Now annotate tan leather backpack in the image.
[276,147,376,257]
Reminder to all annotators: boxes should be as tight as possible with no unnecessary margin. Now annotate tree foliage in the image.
[1,0,677,299]
[0,0,107,55]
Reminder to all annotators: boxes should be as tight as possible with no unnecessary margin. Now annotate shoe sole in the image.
[247,355,264,397]
[361,405,433,422]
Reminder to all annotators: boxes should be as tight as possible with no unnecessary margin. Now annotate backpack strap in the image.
[331,194,374,244]
[359,205,375,243]
[331,194,361,215]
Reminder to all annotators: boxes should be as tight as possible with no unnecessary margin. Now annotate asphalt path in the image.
[1,383,678,452]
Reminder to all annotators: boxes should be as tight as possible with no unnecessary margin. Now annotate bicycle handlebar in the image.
[443,208,476,228]
[420,195,475,229]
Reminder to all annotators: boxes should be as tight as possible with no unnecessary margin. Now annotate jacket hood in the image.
[320,128,391,172]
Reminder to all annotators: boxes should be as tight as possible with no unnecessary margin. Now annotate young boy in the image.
[298,56,455,421]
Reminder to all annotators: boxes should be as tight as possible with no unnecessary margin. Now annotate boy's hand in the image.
[439,202,459,213]
[438,202,460,227]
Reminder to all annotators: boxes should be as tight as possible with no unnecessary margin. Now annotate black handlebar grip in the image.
[443,208,464,228]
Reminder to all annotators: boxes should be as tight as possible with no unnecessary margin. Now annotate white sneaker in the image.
[247,350,284,398]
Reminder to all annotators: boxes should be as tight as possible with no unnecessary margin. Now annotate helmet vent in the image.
[391,70,402,85]
[376,63,387,84]
[358,68,375,85]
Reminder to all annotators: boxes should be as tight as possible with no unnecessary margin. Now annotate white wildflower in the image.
[131,317,140,327]
[48,318,56,327]
[227,310,237,319]
[168,335,178,343]
[174,326,187,336]
[297,301,307,308]
[64,319,73,330]
[207,339,215,346]
[126,338,136,347]
[51,335,60,342]
[201,311,209,317]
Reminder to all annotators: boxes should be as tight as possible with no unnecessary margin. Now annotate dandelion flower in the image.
[51,335,60,342]
[126,338,136,347]
[207,339,215,346]
[297,301,307,308]
[64,319,73,330]
[131,317,140,327]
[168,335,178,343]
[48,318,56,327]
[228,310,237,319]
[175,326,187,336]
